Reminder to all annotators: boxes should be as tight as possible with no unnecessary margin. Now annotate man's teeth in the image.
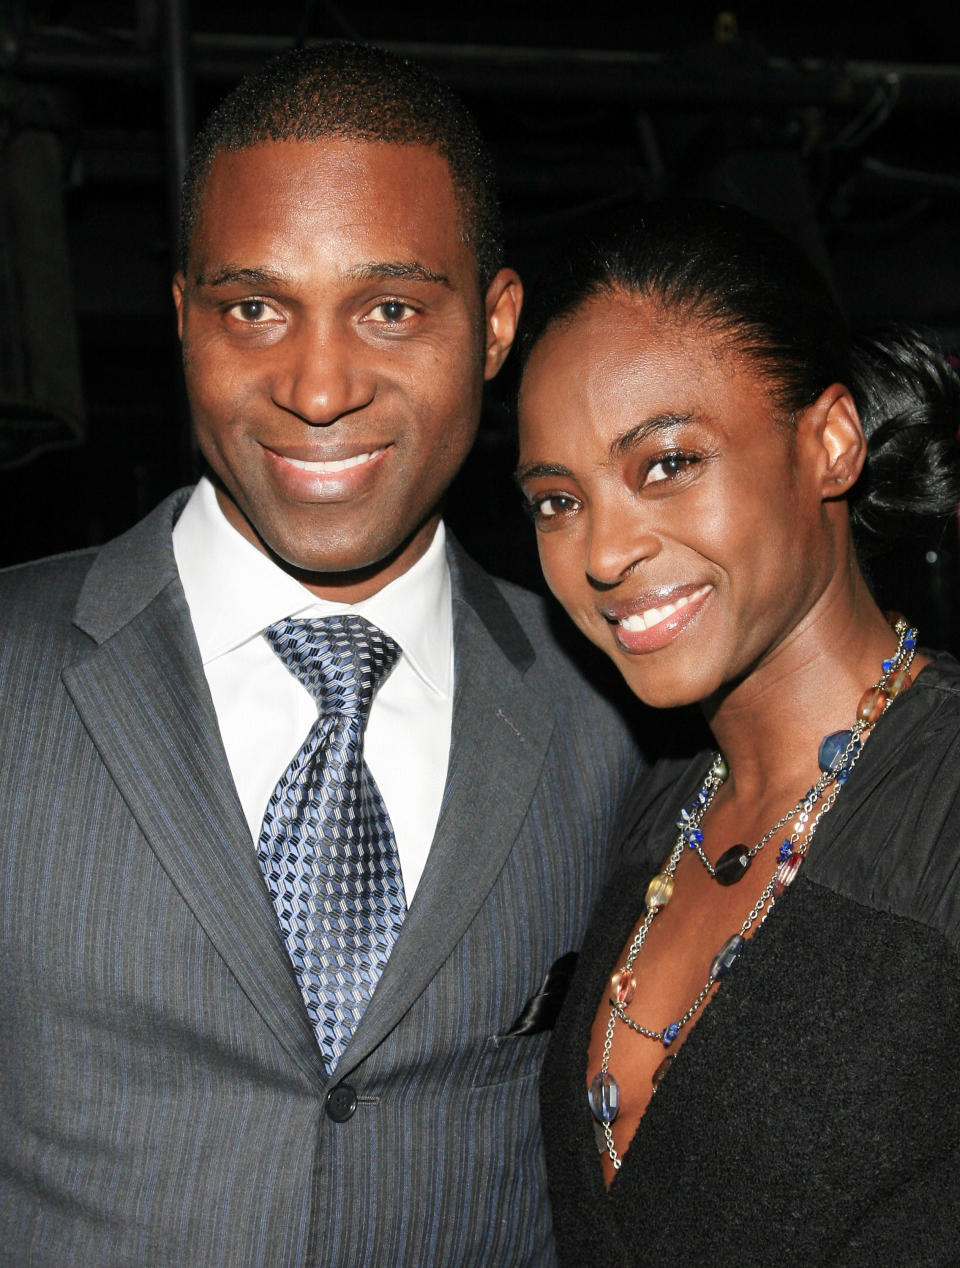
[286,449,381,473]
[619,586,710,631]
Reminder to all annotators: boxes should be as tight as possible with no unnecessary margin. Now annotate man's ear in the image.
[798,382,867,497]
[172,272,186,340]
[482,268,523,381]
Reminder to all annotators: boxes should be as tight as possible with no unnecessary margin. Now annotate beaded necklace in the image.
[589,616,918,1171]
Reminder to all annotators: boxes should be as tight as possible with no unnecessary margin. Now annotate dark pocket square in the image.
[502,951,579,1036]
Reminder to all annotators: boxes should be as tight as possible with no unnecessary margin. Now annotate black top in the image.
[541,652,960,1267]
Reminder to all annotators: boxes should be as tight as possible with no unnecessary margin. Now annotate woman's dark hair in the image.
[521,200,960,550]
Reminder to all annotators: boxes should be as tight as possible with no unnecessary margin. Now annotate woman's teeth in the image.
[618,585,711,631]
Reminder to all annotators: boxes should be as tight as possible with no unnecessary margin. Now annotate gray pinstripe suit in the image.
[0,490,643,1266]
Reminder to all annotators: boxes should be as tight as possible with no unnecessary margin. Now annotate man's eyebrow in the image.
[515,460,574,484]
[347,260,453,288]
[195,266,291,288]
[193,261,454,290]
[609,412,692,459]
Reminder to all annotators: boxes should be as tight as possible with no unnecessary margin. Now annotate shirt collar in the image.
[172,476,453,697]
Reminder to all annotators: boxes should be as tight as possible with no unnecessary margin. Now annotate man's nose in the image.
[270,320,376,424]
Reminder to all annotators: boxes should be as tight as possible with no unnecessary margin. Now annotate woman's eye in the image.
[644,452,698,485]
[525,493,580,523]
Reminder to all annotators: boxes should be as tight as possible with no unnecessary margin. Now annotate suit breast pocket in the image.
[471,950,578,1088]
[471,1029,551,1090]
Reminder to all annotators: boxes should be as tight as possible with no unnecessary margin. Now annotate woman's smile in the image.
[603,583,715,653]
[517,289,833,709]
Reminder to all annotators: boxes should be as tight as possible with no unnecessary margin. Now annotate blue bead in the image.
[905,633,917,649]
[662,1022,680,1047]
[777,840,792,861]
[588,1071,620,1124]
[818,729,853,774]
[882,657,896,673]
[710,933,746,980]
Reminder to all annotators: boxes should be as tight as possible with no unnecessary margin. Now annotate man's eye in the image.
[645,452,698,485]
[228,299,279,323]
[371,300,416,323]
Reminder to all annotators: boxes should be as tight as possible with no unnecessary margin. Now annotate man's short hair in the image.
[179,41,504,288]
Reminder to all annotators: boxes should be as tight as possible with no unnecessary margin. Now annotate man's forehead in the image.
[191,137,465,254]
[203,135,456,199]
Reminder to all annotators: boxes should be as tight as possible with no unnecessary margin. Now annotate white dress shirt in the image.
[172,476,454,901]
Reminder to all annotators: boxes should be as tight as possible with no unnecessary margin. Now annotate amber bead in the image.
[856,685,888,724]
[611,967,636,1005]
[652,1054,676,1090]
[886,668,913,699]
[645,872,675,910]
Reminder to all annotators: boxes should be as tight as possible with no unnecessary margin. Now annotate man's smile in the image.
[280,446,389,475]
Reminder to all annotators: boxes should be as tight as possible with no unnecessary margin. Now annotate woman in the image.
[516,202,960,1265]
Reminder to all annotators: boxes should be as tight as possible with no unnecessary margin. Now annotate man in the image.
[0,43,642,1265]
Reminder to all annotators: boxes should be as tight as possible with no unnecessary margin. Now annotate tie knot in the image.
[264,614,400,718]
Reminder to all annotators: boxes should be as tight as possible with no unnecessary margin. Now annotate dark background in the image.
[2,2,959,649]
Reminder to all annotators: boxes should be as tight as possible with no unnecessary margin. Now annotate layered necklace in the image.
[589,615,918,1171]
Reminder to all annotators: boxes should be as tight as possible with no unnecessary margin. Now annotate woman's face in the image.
[517,290,836,709]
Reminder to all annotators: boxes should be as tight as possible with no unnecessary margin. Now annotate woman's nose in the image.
[584,508,661,590]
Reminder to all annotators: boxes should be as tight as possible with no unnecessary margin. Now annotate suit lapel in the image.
[67,506,555,1084]
[340,543,555,1071]
[63,494,323,1084]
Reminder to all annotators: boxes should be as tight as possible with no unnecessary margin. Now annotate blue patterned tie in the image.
[258,614,406,1072]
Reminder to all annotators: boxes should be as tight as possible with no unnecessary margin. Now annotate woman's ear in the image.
[797,383,867,498]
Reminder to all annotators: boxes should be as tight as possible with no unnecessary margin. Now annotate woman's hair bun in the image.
[848,328,960,550]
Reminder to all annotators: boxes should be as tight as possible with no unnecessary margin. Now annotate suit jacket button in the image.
[325,1084,358,1122]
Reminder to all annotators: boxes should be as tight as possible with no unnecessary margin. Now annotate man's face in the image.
[173,137,521,600]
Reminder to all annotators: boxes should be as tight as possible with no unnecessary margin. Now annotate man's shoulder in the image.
[480,568,601,666]
[0,488,187,643]
[0,546,99,636]
[0,548,104,719]
[470,565,642,737]
[485,573,572,660]
[483,571,551,623]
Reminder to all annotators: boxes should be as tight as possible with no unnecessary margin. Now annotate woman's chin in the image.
[609,654,719,713]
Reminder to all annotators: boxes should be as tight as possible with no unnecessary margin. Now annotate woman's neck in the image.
[701,575,917,805]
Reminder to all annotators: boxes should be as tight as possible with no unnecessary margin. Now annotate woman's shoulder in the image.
[617,748,714,873]
[912,647,960,696]
[804,649,960,952]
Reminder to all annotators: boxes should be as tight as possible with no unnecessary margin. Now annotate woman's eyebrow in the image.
[515,460,574,484]
[609,413,692,459]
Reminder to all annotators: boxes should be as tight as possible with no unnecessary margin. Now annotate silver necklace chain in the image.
[596,620,917,1171]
